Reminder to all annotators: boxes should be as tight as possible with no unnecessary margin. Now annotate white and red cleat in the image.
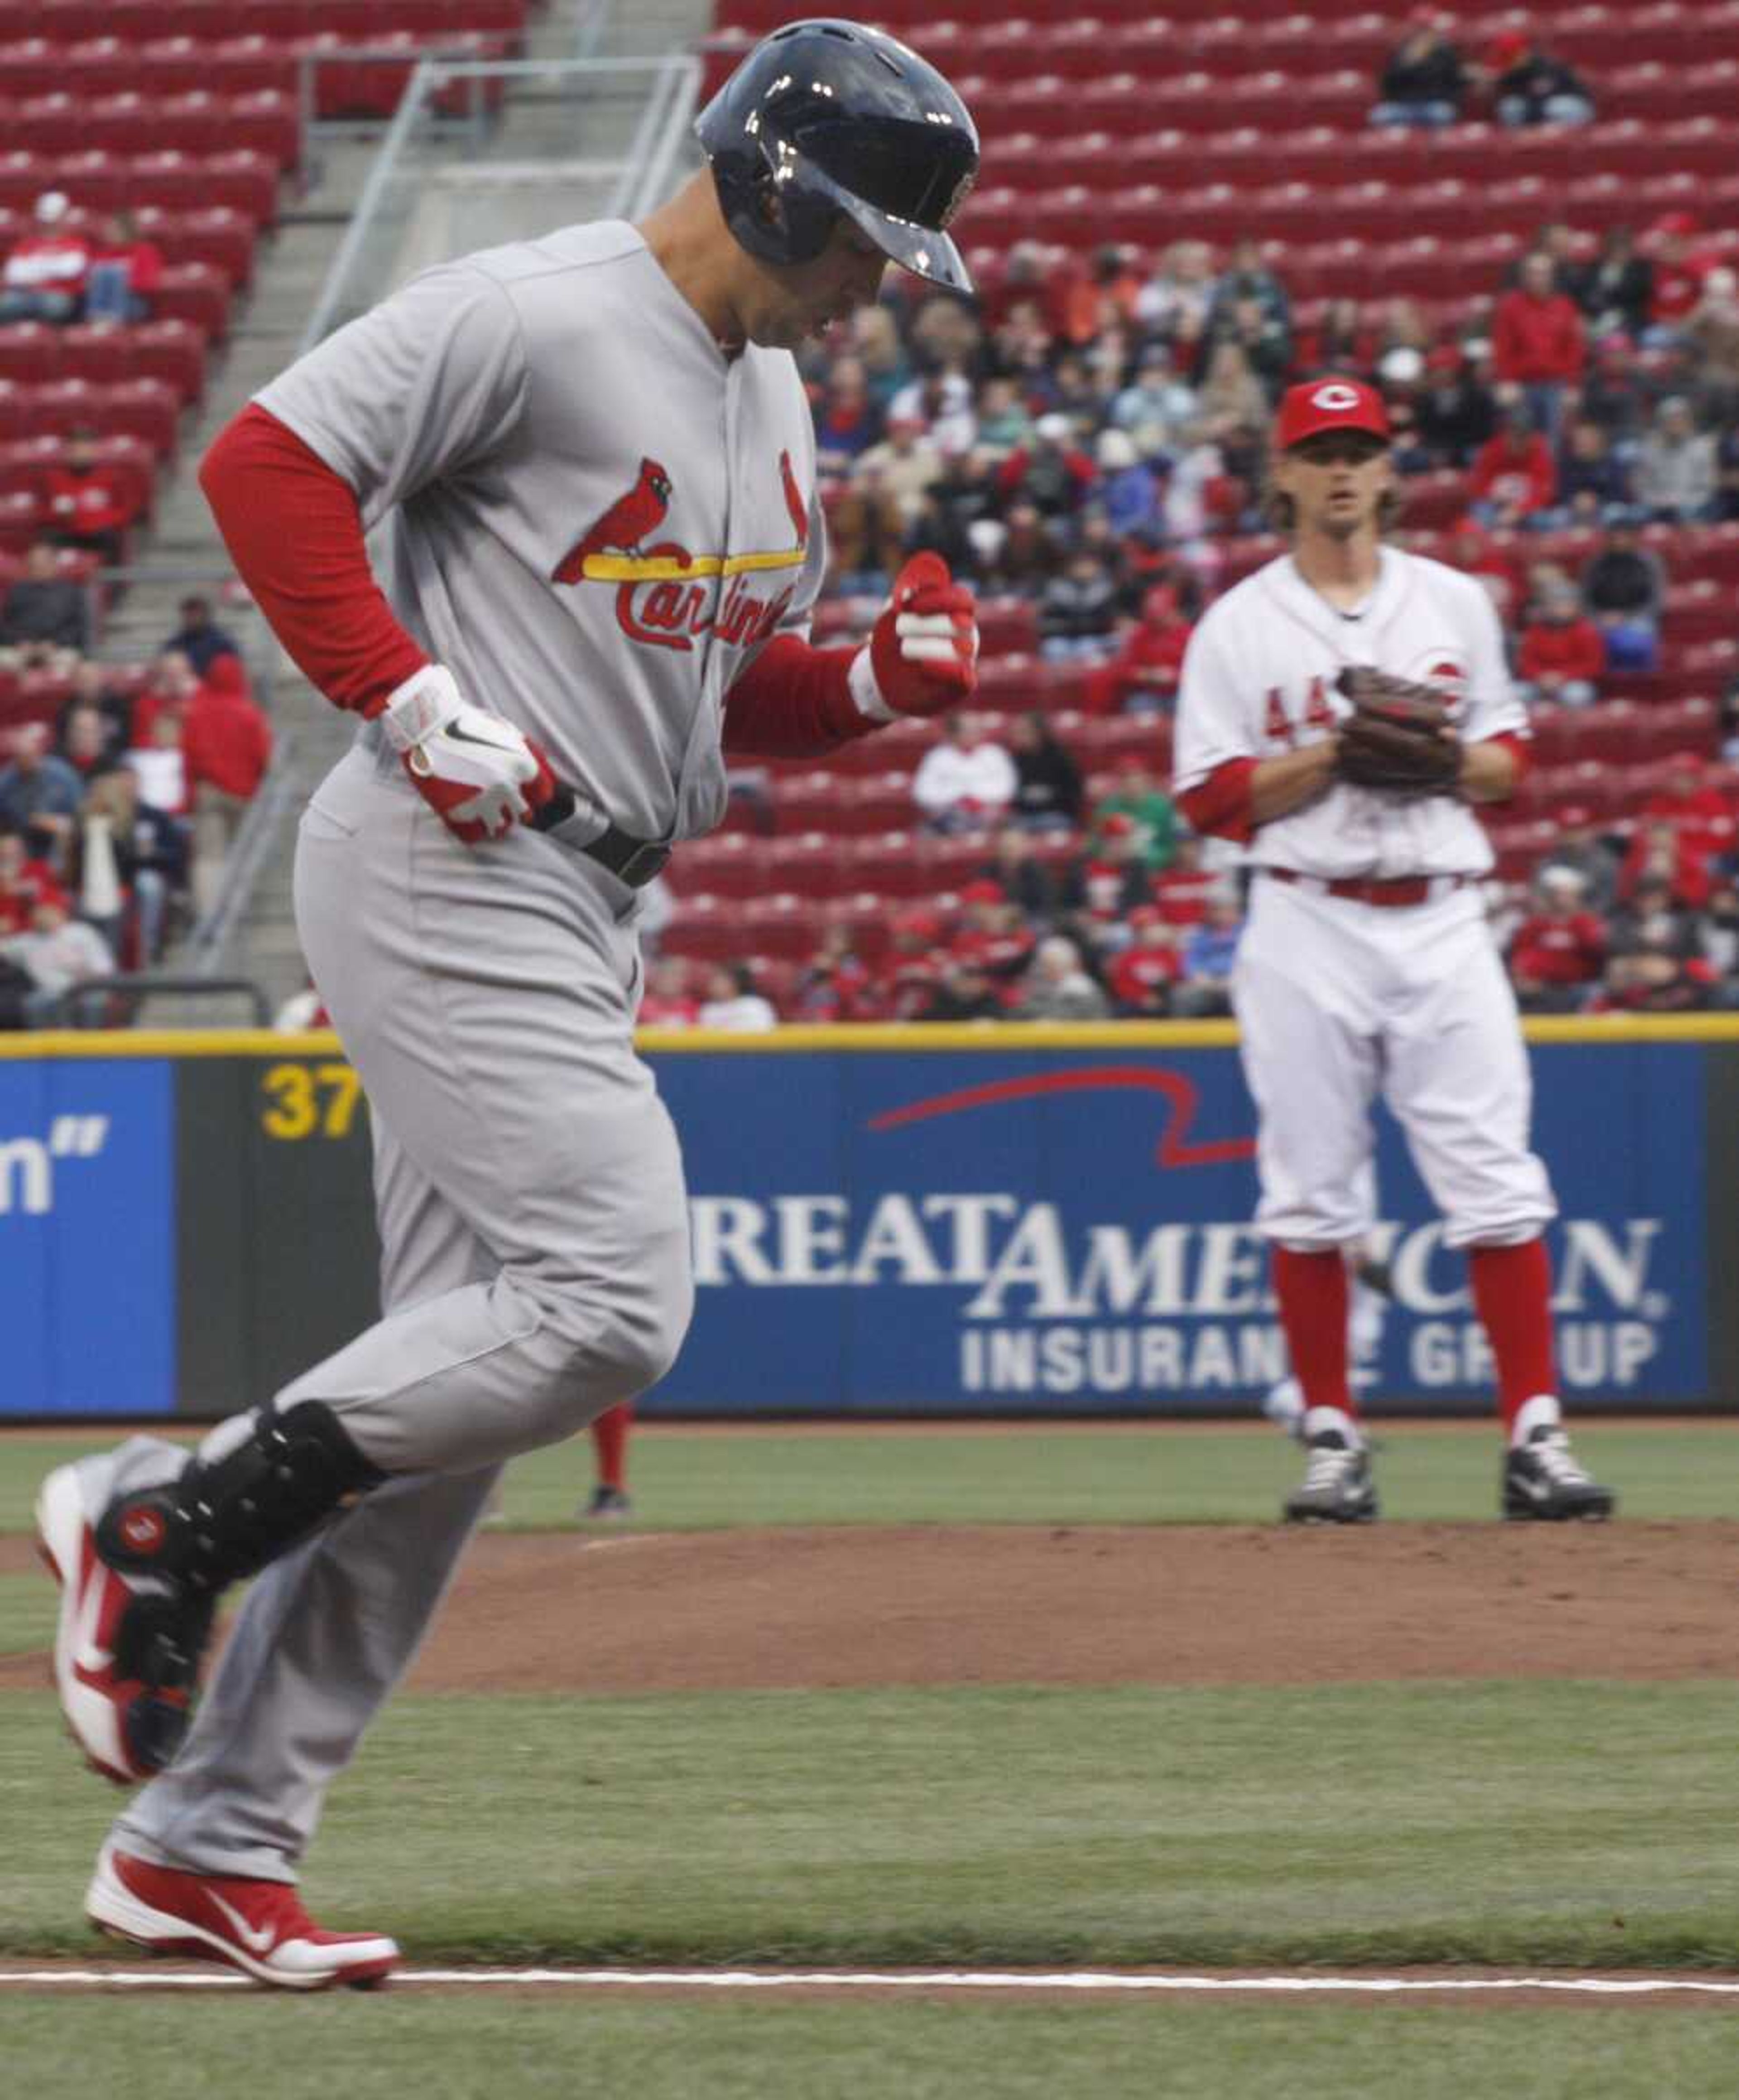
[86,1843,400,1991]
[35,1457,200,1786]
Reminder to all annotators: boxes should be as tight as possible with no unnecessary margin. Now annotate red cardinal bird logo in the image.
[553,458,674,585]
[778,448,809,549]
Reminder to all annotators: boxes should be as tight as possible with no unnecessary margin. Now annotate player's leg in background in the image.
[111,1120,504,1880]
[1382,894,1613,1516]
[1233,881,1384,1520]
[584,1403,634,1520]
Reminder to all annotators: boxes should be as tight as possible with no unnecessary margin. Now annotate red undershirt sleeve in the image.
[1484,730,1532,788]
[197,403,430,718]
[721,632,881,758]
[1176,757,1258,844]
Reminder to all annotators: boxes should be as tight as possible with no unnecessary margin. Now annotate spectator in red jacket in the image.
[1493,253,1585,442]
[1469,402,1556,526]
[1107,905,1182,1015]
[84,209,164,326]
[1516,579,1605,705]
[1150,834,1221,930]
[1639,754,1737,863]
[0,192,90,324]
[1445,515,1525,626]
[1508,867,1606,1011]
[45,428,143,565]
[130,649,201,746]
[1090,582,1194,716]
[1618,820,1716,911]
[875,906,950,1021]
[0,825,67,934]
[1645,215,1711,341]
[183,653,273,916]
[949,882,1036,1005]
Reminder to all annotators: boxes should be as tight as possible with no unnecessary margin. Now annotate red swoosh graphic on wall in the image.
[867,1066,1257,1170]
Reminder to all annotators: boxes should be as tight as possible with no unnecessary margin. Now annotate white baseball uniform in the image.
[115,222,831,1880]
[1175,546,1556,1253]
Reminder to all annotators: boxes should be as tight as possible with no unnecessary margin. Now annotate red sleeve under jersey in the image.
[721,633,879,758]
[198,404,432,717]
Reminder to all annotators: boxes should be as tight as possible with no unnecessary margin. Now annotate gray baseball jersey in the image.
[257,219,828,843]
[111,219,840,1883]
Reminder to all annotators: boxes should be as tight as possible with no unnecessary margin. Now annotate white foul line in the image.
[3,1968,1739,1995]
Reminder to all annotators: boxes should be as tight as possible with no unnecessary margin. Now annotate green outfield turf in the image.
[2,1993,1735,2100]
[2,1422,1733,2092]
[0,1420,1733,1541]
[5,1684,1737,1970]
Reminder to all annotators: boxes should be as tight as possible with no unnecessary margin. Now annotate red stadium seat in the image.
[56,325,131,388]
[0,324,59,386]
[0,488,40,554]
[153,262,232,338]
[101,378,181,456]
[128,320,207,405]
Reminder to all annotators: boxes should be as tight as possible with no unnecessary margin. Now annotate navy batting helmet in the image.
[695,19,979,294]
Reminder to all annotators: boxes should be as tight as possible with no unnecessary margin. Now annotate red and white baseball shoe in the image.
[35,1453,208,1787]
[86,1843,400,1991]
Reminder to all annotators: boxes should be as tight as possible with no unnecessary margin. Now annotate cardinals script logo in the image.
[552,452,810,655]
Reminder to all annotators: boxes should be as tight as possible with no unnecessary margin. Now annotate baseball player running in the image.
[34,20,980,1989]
[1175,376,1614,1527]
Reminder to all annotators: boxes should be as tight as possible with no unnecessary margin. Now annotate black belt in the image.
[532,787,671,889]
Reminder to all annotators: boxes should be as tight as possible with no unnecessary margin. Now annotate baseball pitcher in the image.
[1175,376,1615,1527]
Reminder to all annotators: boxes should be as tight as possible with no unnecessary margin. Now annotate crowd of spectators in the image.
[0,594,271,1027]
[1500,744,1739,1015]
[663,117,1739,1027]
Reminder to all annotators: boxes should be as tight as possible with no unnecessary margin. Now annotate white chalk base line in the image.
[3,1968,1738,1995]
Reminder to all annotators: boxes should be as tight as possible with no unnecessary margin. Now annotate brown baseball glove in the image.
[1334,667,1463,793]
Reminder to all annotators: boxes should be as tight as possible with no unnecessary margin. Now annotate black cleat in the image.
[1503,1426,1615,1521]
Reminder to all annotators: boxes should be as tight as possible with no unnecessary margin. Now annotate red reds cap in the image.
[958,879,1004,906]
[1273,376,1391,452]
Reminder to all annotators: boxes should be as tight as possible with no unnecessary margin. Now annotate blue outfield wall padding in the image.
[0,1058,174,1415]
[647,1039,1709,1417]
[0,1030,1718,1419]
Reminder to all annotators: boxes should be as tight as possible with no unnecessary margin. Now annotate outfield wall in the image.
[2,1020,1734,1419]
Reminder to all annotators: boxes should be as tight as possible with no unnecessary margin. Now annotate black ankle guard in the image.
[96,1402,388,1594]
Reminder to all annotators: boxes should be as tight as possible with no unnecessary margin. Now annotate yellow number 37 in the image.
[261,1061,364,1141]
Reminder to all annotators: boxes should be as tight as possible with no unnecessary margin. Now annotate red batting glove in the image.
[848,553,979,721]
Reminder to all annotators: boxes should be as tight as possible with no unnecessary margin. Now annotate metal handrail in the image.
[48,974,273,1028]
[184,730,303,977]
[299,53,696,356]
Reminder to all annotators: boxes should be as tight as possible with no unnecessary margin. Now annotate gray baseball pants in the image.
[115,742,693,1878]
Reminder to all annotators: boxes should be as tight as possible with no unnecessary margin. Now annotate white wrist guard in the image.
[847,645,897,724]
[381,665,462,753]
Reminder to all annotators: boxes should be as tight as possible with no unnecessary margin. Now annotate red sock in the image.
[1467,1238,1556,1437]
[591,1402,633,1492]
[1272,1246,1354,1419]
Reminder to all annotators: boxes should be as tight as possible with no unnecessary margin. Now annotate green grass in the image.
[2,1421,1734,1541]
[5,1685,1737,1971]
[3,1995,1737,2100]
